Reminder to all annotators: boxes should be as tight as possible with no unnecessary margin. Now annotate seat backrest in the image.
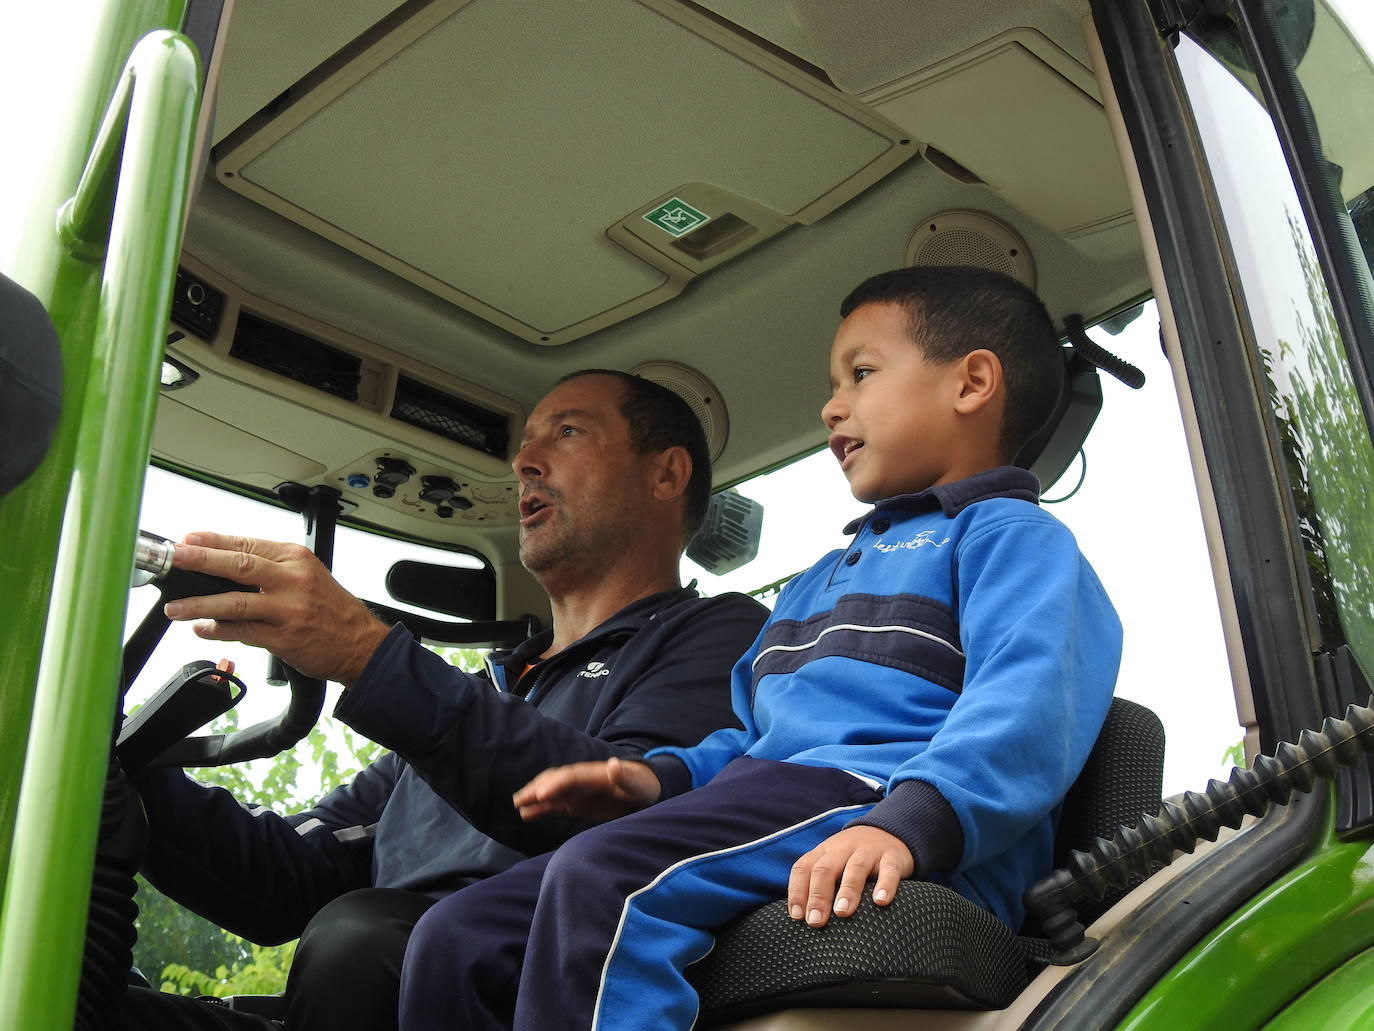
[0,271,63,498]
[1048,696,1166,926]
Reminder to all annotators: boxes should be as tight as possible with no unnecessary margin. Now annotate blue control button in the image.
[346,473,371,489]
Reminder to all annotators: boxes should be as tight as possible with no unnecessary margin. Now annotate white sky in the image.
[18,0,1374,802]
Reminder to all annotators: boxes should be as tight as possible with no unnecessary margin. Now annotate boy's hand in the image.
[513,757,662,823]
[788,826,914,928]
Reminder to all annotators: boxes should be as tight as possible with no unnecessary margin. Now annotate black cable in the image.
[73,754,147,1031]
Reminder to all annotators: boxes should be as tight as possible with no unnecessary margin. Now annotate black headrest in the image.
[0,272,63,498]
[1016,314,1146,491]
[1018,346,1103,490]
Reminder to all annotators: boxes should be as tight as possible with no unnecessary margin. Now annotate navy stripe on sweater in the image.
[751,593,964,693]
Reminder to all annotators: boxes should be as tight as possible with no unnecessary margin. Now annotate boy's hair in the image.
[839,265,1065,462]
[556,369,712,535]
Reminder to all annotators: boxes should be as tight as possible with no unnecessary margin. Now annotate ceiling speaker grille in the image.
[630,362,728,462]
[906,210,1036,289]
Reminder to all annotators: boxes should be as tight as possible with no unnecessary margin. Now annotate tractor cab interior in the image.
[76,0,1374,1028]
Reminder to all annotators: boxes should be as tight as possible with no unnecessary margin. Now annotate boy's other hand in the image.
[787,826,914,928]
[513,757,662,823]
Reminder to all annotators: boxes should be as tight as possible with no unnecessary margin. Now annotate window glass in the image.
[1178,29,1374,674]
[685,300,1239,797]
[1303,3,1374,249]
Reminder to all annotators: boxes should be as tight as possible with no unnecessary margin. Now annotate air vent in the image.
[230,312,362,401]
[391,376,510,458]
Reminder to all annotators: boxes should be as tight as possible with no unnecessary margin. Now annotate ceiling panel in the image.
[215,0,913,344]
[211,0,406,143]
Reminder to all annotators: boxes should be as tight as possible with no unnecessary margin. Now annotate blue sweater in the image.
[648,467,1121,927]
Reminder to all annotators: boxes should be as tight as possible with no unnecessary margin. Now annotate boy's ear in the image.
[953,349,1003,415]
[648,445,693,502]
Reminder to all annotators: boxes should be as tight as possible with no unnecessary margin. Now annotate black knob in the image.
[435,505,453,519]
[375,457,416,489]
[418,476,459,506]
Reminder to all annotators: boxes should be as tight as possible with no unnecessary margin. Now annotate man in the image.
[122,370,767,1030]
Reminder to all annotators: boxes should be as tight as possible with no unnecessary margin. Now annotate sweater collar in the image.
[489,583,701,670]
[842,466,1041,534]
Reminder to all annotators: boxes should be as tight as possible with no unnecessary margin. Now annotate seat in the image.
[0,270,63,498]
[690,697,1166,1025]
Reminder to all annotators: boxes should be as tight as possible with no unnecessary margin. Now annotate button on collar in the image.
[871,518,890,534]
[845,550,861,566]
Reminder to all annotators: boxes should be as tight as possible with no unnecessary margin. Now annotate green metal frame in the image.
[0,18,199,1030]
[1262,945,1374,1029]
[1117,806,1374,1030]
[0,0,189,892]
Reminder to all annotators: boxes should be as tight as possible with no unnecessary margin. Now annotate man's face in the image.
[512,375,649,577]
[820,302,965,504]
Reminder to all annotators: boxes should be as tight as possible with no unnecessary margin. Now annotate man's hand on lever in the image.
[163,532,390,686]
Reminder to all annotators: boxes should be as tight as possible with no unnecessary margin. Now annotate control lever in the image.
[116,660,245,774]
[124,531,256,690]
[122,486,344,766]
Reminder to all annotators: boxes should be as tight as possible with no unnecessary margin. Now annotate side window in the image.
[684,306,1239,799]
[1177,26,1374,675]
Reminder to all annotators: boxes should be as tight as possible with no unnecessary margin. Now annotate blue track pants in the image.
[398,757,883,1031]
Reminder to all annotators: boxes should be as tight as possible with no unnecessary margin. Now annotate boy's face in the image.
[822,302,967,504]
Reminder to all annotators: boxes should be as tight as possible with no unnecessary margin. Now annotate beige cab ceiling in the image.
[212,0,916,346]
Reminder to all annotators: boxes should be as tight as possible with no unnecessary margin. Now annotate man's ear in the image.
[953,349,1003,415]
[649,445,693,502]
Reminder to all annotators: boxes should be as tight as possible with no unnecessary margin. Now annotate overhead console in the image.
[157,257,524,531]
[208,0,916,346]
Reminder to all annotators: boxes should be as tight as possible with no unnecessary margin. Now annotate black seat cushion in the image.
[691,883,1033,1025]
[694,698,1165,1023]
[0,271,62,498]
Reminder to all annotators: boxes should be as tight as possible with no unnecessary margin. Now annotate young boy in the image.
[397,266,1123,1031]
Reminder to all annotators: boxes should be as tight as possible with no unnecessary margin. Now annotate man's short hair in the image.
[557,369,712,535]
[839,266,1065,462]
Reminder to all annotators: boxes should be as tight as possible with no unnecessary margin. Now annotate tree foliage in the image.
[133,646,487,997]
[1220,740,1246,770]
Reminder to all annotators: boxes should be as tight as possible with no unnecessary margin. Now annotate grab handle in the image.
[0,30,202,1031]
